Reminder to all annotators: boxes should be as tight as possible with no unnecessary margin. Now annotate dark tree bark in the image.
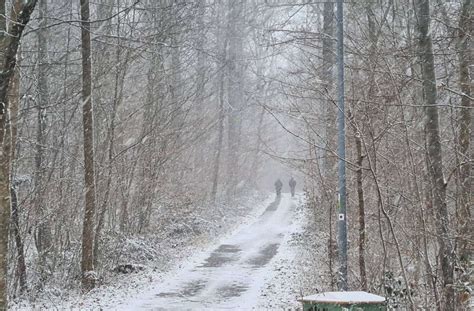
[321,1,336,289]
[456,0,472,306]
[355,130,366,291]
[456,0,472,265]
[415,0,455,308]
[0,0,38,307]
[35,0,52,281]
[80,0,97,292]
[9,63,27,295]
[10,187,26,294]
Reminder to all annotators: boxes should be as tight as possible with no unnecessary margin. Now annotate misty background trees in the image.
[0,0,471,310]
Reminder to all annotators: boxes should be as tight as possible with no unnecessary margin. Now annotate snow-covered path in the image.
[115,194,299,310]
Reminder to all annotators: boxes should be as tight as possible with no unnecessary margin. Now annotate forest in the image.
[0,0,471,310]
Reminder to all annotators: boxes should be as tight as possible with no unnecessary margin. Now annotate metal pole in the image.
[336,0,348,291]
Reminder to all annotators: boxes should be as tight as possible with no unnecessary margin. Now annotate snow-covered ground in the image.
[13,192,324,310]
[114,193,306,310]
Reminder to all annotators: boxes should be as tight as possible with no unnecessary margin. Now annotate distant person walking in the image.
[289,177,296,197]
[274,179,283,196]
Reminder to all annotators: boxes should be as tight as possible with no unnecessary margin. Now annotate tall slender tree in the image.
[416,0,454,308]
[0,0,38,306]
[80,0,97,291]
[456,0,472,306]
[35,0,53,281]
[226,0,245,197]
[211,0,227,203]
[321,1,336,289]
[456,0,472,264]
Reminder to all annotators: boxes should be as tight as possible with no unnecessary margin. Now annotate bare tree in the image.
[9,66,27,295]
[415,0,454,308]
[456,0,472,306]
[80,0,97,291]
[35,0,53,283]
[0,0,38,307]
[211,0,228,203]
[225,0,245,197]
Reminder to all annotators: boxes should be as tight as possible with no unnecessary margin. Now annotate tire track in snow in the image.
[115,194,297,310]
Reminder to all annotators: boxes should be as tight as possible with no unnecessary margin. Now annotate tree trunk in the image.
[416,0,454,308]
[192,1,208,200]
[225,0,244,197]
[9,63,27,295]
[0,0,37,307]
[321,1,335,175]
[321,1,336,289]
[80,0,97,292]
[10,187,26,294]
[211,72,225,203]
[456,0,472,266]
[35,0,52,281]
[211,1,227,203]
[456,0,472,306]
[355,130,367,290]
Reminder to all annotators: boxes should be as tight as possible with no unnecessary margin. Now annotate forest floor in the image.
[13,192,325,310]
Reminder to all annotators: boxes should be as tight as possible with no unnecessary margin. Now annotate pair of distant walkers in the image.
[274,177,296,197]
